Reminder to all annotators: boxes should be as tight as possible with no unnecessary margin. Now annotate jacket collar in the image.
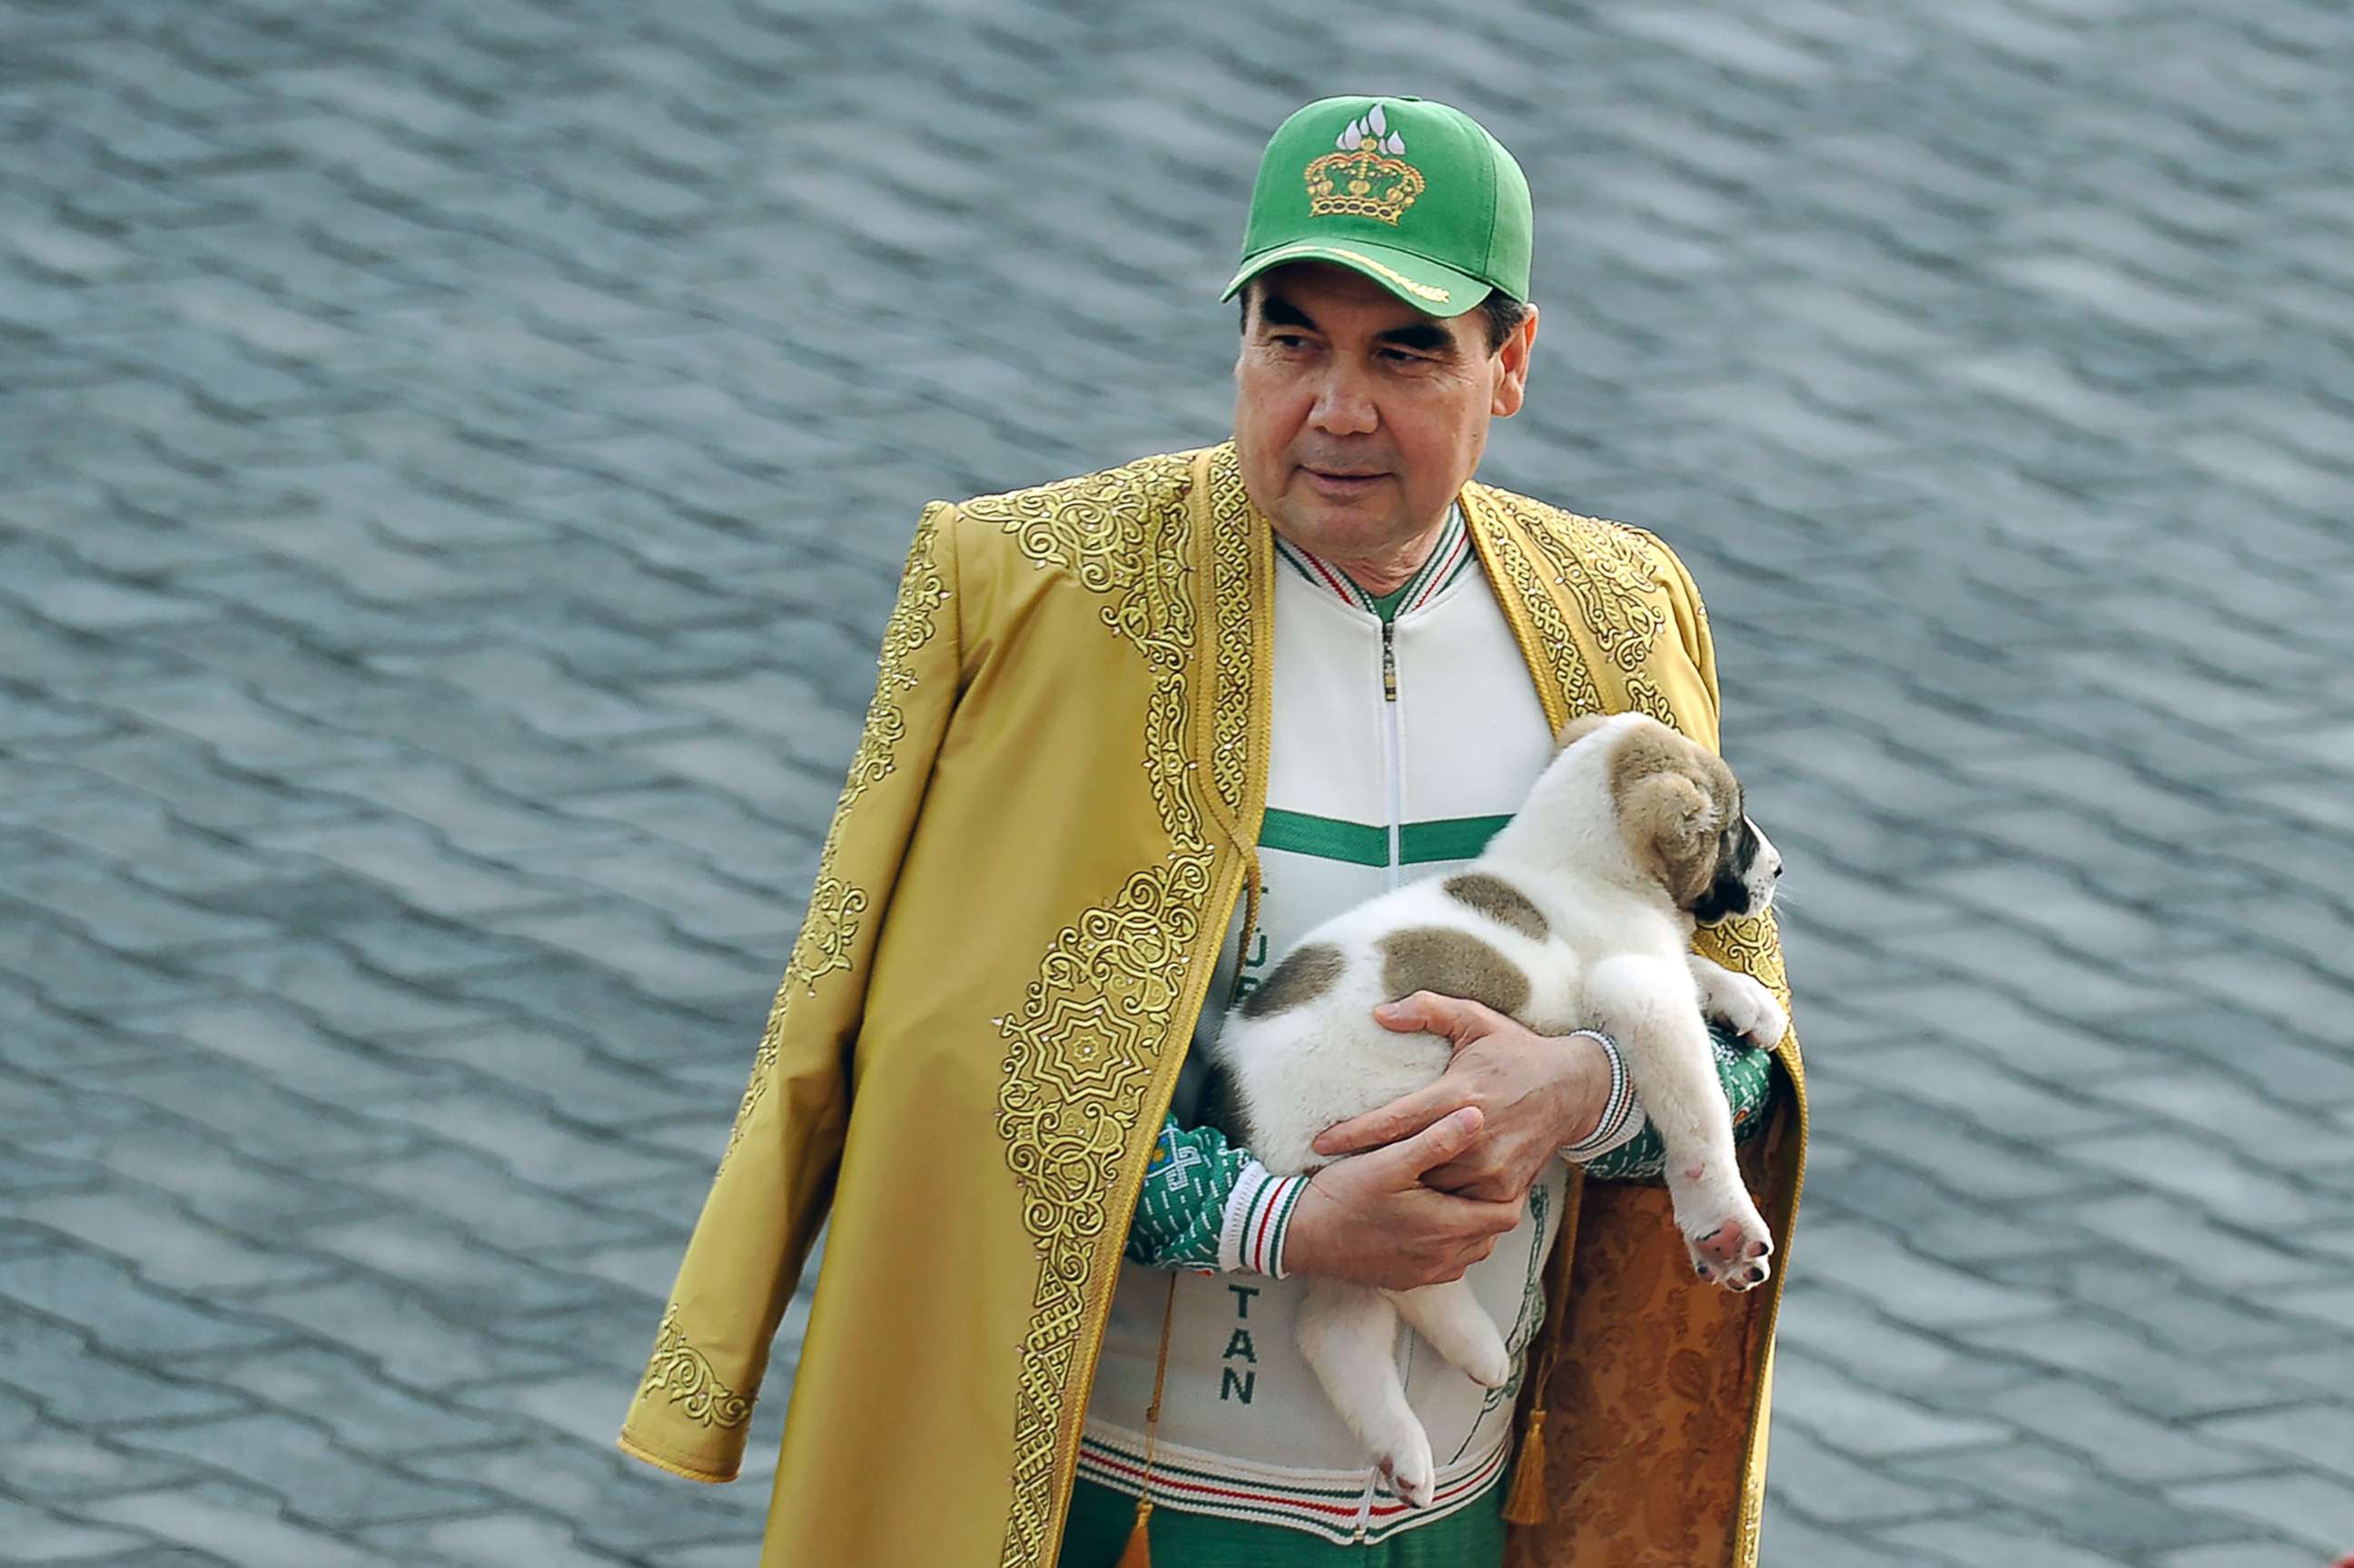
[1269,502,1471,622]
[1191,443,1579,863]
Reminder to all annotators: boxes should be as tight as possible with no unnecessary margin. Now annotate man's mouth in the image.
[1301,467,1388,494]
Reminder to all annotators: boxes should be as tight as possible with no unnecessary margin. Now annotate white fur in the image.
[1206,712,1786,1504]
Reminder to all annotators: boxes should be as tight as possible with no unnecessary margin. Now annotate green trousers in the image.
[1057,1473,1508,1568]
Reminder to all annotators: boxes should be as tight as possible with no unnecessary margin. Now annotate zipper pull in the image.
[1239,859,1263,976]
[1381,621,1398,703]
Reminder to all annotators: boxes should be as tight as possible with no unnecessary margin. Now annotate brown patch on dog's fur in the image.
[1604,718,1743,910]
[1240,942,1346,1018]
[1442,873,1548,940]
[1379,928,1531,1017]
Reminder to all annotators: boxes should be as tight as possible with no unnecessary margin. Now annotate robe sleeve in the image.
[618,500,966,1485]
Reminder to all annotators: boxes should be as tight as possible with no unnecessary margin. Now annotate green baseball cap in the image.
[1222,94,1532,320]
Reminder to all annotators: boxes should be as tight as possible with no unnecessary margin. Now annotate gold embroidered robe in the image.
[618,440,1809,1568]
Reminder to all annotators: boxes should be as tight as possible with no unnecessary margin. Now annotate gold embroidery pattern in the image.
[1205,444,1257,819]
[996,853,1212,1567]
[984,459,1196,839]
[967,453,1224,1568]
[1468,484,1605,719]
[1303,148,1426,224]
[1696,907,1796,1085]
[1508,496,1669,676]
[788,498,957,990]
[1698,907,1788,1004]
[635,1304,751,1430]
[1624,673,1680,730]
[719,501,954,1173]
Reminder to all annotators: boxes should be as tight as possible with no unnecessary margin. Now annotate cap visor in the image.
[1222,240,1490,319]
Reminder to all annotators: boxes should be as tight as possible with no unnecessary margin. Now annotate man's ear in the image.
[1491,302,1538,418]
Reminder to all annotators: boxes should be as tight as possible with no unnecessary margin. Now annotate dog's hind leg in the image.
[1389,1278,1509,1389]
[1299,1277,1435,1507]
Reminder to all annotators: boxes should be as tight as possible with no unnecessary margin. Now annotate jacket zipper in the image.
[1381,617,1403,890]
[1371,613,1409,1524]
[1234,854,1263,1008]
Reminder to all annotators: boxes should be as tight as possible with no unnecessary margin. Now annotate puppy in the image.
[1203,711,1787,1505]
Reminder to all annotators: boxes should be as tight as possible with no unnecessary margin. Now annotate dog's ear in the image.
[1622,770,1718,903]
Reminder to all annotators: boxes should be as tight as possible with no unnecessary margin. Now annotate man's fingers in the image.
[1314,1080,1469,1157]
[1371,991,1502,1046]
[1380,1104,1484,1178]
[1455,1193,1528,1239]
[1419,1156,1475,1193]
[1370,991,1441,1032]
[1423,1160,1519,1203]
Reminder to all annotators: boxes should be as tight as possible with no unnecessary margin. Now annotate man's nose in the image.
[1309,360,1378,435]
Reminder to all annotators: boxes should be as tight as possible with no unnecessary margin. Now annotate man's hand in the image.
[1311,991,1612,1203]
[1281,1106,1528,1291]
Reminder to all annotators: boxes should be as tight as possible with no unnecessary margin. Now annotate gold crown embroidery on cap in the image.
[1303,102,1424,226]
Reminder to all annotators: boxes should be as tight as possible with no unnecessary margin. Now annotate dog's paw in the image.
[1460,1332,1512,1391]
[1710,974,1787,1052]
[1376,1430,1437,1510]
[1407,1296,1512,1389]
[1682,1206,1774,1293]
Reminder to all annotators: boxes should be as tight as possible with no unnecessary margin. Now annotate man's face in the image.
[1232,261,1537,559]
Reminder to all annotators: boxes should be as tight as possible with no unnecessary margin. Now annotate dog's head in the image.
[1553,713,1780,924]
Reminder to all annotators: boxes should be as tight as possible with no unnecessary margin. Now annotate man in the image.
[618,94,1806,1568]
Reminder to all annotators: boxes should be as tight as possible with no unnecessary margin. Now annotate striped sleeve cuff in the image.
[1218,1160,1310,1277]
[1561,1029,1647,1163]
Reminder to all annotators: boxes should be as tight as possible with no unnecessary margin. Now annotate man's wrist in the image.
[1558,1029,1645,1161]
[1218,1160,1310,1277]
